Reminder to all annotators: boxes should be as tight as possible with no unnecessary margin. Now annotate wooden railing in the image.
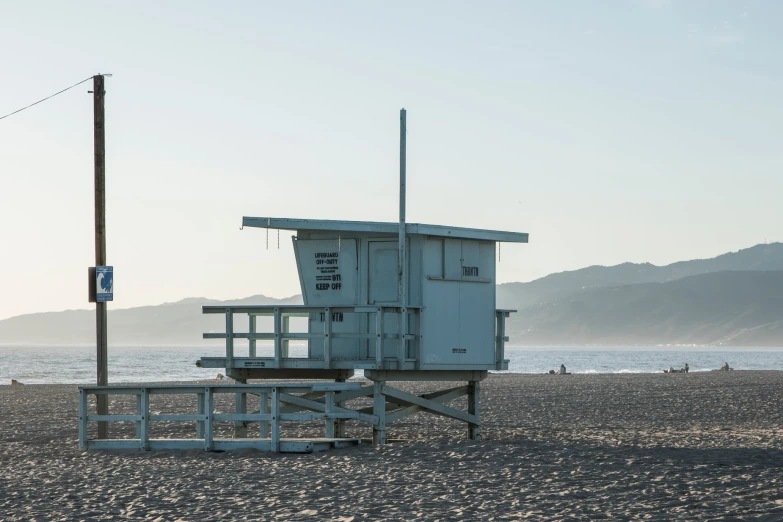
[78,382,374,452]
[202,305,421,369]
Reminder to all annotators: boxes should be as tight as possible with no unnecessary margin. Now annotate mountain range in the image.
[1,243,781,347]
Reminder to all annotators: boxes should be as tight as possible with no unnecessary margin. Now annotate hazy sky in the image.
[1,0,780,320]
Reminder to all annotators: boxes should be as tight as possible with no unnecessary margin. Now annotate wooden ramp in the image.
[85,438,360,453]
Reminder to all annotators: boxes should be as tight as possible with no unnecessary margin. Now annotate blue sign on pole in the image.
[96,266,113,302]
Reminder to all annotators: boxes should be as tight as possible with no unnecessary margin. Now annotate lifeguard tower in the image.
[196,110,528,443]
[78,110,528,451]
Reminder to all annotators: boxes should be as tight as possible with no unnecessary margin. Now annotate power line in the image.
[0,75,95,121]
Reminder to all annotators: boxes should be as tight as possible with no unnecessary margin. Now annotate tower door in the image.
[367,241,399,361]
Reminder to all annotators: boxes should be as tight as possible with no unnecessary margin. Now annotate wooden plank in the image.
[311,382,362,392]
[213,413,272,422]
[87,415,141,422]
[149,414,207,422]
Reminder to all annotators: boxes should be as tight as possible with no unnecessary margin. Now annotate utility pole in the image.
[93,74,108,439]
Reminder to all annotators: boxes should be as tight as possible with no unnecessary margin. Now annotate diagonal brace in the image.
[381,385,477,425]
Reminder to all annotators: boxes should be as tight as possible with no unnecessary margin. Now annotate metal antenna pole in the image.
[398,109,408,364]
[93,74,108,439]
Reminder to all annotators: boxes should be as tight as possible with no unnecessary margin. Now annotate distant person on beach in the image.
[722,362,730,371]
[559,364,567,375]
[684,363,689,373]
[668,366,675,373]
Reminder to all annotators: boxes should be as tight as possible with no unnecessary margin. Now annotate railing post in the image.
[324,307,332,369]
[136,390,142,440]
[325,390,335,438]
[282,315,290,358]
[140,388,150,450]
[234,387,248,438]
[273,308,281,368]
[78,388,87,450]
[196,392,205,439]
[375,307,384,367]
[495,311,507,368]
[249,314,257,358]
[398,307,406,369]
[271,387,280,452]
[204,387,214,451]
[226,309,234,369]
[259,391,269,438]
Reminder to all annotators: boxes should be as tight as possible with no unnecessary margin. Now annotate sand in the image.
[2,372,783,521]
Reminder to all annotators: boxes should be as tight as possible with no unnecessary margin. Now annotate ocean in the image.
[2,344,783,384]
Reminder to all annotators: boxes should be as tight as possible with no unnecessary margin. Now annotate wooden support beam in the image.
[78,389,87,450]
[382,385,478,425]
[278,393,378,425]
[384,386,468,424]
[204,387,214,451]
[271,387,280,452]
[372,381,386,445]
[467,380,480,440]
[325,391,335,438]
[196,393,205,439]
[234,387,248,438]
[140,388,150,450]
[259,391,269,438]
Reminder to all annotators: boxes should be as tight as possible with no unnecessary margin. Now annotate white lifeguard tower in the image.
[196,110,528,443]
[78,110,528,451]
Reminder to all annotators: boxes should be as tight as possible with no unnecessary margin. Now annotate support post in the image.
[234,381,248,438]
[271,387,280,452]
[196,392,205,439]
[325,391,335,438]
[334,378,346,438]
[375,308,384,366]
[495,311,506,368]
[398,108,408,371]
[372,381,386,445]
[249,314,257,358]
[93,74,109,440]
[204,387,214,451]
[467,380,480,440]
[273,308,281,368]
[324,307,332,368]
[282,315,290,358]
[225,309,234,369]
[78,389,87,450]
[259,391,269,438]
[139,388,150,450]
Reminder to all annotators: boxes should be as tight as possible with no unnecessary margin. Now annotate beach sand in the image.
[2,372,782,521]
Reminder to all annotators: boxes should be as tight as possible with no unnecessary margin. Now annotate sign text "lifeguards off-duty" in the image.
[314,252,342,290]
